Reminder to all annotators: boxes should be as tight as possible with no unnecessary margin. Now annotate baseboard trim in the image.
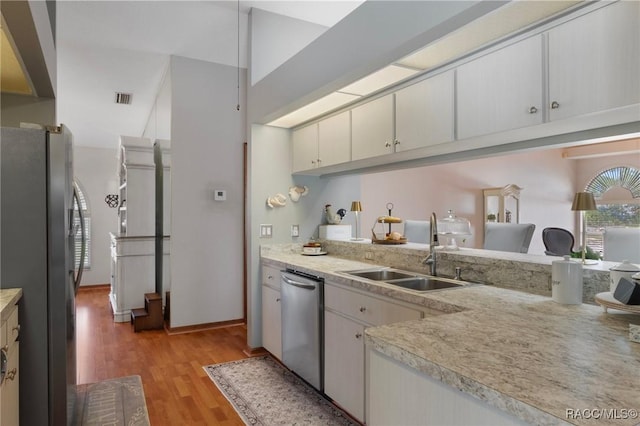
[242,346,269,358]
[165,318,245,335]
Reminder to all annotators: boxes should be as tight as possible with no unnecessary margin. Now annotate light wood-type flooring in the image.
[76,286,247,425]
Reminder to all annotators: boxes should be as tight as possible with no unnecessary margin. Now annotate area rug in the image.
[74,375,150,426]
[203,356,358,425]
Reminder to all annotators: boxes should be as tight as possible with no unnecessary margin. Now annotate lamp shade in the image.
[571,192,597,211]
[350,201,362,212]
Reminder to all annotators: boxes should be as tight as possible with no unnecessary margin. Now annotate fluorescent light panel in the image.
[338,64,419,96]
[268,92,360,128]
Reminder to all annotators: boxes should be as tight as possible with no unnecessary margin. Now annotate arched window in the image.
[584,166,640,255]
[74,181,91,269]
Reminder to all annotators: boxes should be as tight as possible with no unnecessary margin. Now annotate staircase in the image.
[131,293,164,332]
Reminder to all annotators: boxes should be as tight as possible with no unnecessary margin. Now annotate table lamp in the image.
[571,192,597,264]
[350,201,363,241]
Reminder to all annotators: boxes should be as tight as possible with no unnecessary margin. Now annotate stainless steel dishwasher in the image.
[280,269,324,392]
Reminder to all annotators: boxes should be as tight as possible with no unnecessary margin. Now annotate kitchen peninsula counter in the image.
[0,288,22,321]
[261,244,640,426]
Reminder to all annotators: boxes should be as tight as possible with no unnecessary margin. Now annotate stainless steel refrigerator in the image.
[1,125,85,425]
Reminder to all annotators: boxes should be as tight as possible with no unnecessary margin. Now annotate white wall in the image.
[250,8,328,86]
[247,124,361,348]
[143,66,172,141]
[361,148,576,255]
[169,56,246,328]
[73,145,119,285]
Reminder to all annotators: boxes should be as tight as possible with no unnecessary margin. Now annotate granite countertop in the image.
[261,245,640,426]
[0,288,22,322]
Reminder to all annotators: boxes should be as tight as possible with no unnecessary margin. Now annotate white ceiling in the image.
[56,1,363,149]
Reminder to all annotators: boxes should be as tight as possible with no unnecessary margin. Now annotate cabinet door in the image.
[324,310,365,422]
[261,285,282,360]
[1,345,19,426]
[292,124,319,172]
[351,95,394,161]
[318,111,351,167]
[457,35,543,140]
[548,1,640,121]
[395,71,454,151]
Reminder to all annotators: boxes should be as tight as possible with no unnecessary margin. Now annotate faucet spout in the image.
[422,212,438,276]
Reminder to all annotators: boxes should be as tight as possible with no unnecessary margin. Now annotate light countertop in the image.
[0,288,22,322]
[261,245,640,426]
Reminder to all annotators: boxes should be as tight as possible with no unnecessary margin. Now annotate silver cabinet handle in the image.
[276,298,281,302]
[359,306,367,313]
[282,276,316,290]
[267,275,273,280]
[393,139,400,145]
[6,368,16,381]
[529,106,538,114]
[551,101,560,109]
[384,141,391,148]
[311,160,316,165]
[355,333,363,339]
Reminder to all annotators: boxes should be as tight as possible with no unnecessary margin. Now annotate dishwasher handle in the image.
[282,275,317,290]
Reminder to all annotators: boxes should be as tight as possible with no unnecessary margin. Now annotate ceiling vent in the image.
[114,92,132,105]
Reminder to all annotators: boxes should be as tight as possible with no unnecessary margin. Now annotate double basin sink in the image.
[342,268,469,292]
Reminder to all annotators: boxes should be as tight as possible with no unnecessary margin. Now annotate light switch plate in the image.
[214,189,226,201]
[260,224,273,238]
[291,225,299,237]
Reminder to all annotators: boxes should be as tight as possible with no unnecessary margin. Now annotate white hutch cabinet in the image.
[109,136,171,322]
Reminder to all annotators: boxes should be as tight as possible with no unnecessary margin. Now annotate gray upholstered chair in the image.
[483,223,536,253]
[403,220,430,244]
[603,227,640,263]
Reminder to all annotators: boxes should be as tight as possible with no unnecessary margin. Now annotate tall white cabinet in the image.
[110,136,171,322]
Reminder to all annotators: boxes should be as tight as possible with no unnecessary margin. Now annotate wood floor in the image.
[76,286,247,425]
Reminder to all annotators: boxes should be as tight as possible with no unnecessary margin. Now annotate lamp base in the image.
[350,238,365,241]
[570,258,599,265]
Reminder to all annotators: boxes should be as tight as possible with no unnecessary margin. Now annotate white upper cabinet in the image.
[547,1,640,121]
[291,123,318,173]
[351,94,395,161]
[456,35,544,140]
[395,70,454,151]
[318,111,351,167]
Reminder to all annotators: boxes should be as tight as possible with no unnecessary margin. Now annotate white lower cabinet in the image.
[367,349,528,426]
[261,285,282,360]
[324,310,365,421]
[324,282,423,423]
[261,264,282,360]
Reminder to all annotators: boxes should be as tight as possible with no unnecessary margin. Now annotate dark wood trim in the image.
[242,345,268,358]
[165,318,245,335]
[78,284,110,292]
[243,142,247,323]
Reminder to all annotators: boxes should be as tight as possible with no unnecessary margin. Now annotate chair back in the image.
[542,227,575,256]
[483,223,536,253]
[603,227,640,263]
[404,220,430,244]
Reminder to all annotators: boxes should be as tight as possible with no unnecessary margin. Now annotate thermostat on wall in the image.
[214,189,226,201]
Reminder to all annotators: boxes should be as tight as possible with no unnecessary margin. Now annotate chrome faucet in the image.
[422,212,438,276]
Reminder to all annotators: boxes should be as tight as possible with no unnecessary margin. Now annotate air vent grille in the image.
[115,92,132,105]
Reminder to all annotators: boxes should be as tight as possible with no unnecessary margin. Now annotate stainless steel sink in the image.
[344,269,416,281]
[385,277,463,291]
[342,268,469,292]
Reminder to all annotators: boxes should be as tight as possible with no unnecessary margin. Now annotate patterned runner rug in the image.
[203,356,358,425]
[74,375,150,426]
